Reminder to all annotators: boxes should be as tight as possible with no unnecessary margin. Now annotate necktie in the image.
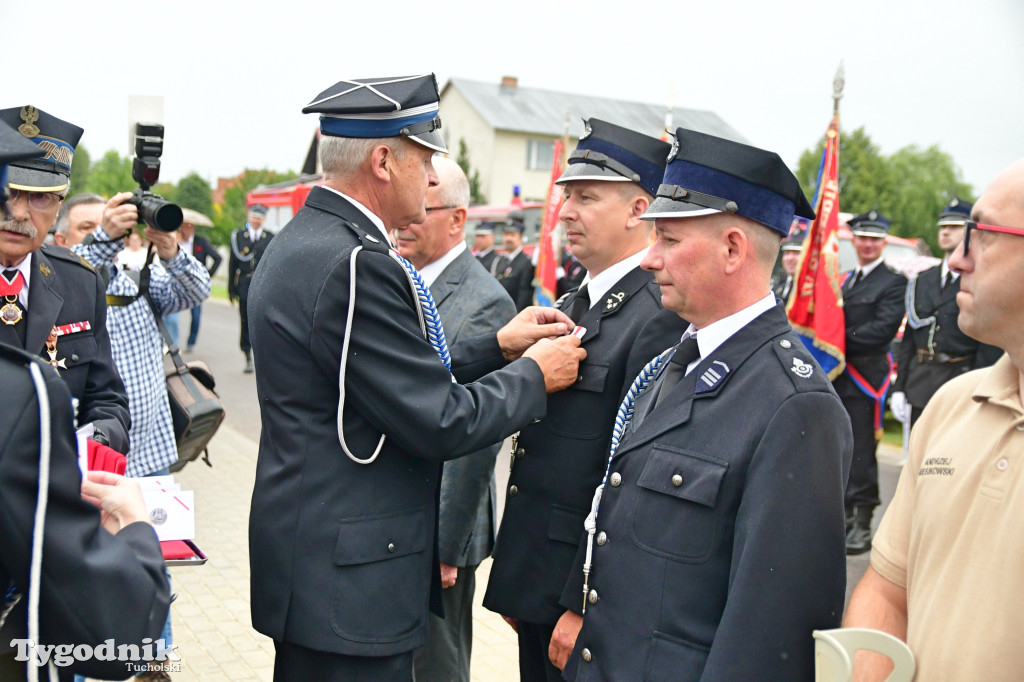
[847,270,861,291]
[1,269,26,347]
[568,284,590,323]
[942,271,950,289]
[782,276,792,301]
[654,337,701,407]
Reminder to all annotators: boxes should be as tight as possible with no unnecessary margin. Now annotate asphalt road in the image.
[188,298,903,608]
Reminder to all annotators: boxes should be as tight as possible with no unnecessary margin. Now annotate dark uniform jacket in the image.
[0,344,168,680]
[483,269,687,625]
[431,249,517,568]
[562,305,852,681]
[227,227,272,301]
[771,274,794,304]
[495,249,535,311]
[834,263,906,395]
[0,246,130,453]
[191,233,222,277]
[894,266,1002,407]
[475,247,499,275]
[247,187,549,659]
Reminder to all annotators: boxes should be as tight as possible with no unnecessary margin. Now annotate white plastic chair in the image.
[813,628,916,682]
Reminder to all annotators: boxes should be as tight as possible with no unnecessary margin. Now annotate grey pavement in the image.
[156,299,903,680]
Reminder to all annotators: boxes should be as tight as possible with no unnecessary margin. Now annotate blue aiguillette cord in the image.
[581,347,672,612]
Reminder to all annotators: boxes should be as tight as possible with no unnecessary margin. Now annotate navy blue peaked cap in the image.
[0,105,83,192]
[0,120,42,203]
[557,118,670,196]
[849,208,891,237]
[475,221,497,235]
[938,197,972,226]
[781,226,806,251]
[642,127,815,237]
[302,75,447,153]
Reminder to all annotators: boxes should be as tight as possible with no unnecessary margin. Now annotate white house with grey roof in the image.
[439,76,746,204]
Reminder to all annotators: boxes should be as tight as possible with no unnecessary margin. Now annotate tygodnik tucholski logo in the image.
[9,637,180,671]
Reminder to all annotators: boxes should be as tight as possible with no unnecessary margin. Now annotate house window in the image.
[526,139,555,170]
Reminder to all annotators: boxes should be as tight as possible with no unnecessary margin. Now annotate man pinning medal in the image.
[228,203,272,373]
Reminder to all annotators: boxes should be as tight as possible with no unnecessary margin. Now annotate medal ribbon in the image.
[0,270,25,297]
[53,321,91,336]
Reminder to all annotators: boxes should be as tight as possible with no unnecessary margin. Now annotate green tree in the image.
[796,127,973,253]
[212,168,298,245]
[153,182,177,202]
[456,138,486,204]
[85,150,134,198]
[176,172,213,216]
[69,144,91,195]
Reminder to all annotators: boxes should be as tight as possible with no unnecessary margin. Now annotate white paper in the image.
[142,490,195,541]
[75,423,93,477]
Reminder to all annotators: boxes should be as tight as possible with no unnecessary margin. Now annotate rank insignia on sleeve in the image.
[791,357,814,378]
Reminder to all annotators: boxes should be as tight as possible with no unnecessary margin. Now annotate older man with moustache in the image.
[396,156,517,682]
[845,159,1024,682]
[247,74,585,681]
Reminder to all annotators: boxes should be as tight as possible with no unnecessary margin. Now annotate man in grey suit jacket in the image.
[397,157,518,682]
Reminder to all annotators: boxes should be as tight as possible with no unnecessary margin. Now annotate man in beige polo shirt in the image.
[844,157,1024,681]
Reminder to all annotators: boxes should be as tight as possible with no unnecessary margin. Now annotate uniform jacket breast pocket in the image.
[547,361,609,439]
[631,446,728,562]
[56,333,98,385]
[331,506,431,642]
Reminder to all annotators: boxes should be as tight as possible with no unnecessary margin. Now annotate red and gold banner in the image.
[534,138,564,307]
[788,116,845,379]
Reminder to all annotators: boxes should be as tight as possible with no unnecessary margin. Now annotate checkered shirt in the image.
[73,227,211,477]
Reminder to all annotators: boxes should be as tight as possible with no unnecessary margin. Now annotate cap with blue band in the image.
[556,118,670,197]
[0,106,83,193]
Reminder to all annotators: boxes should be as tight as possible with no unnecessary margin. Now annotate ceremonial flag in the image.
[534,138,564,307]
[787,116,845,379]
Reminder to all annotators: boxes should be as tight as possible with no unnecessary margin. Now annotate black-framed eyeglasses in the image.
[962,220,1024,256]
[7,188,65,211]
[425,205,457,212]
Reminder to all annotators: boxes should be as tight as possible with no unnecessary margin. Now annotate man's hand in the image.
[101,192,139,239]
[497,306,574,361]
[501,615,519,633]
[549,610,583,671]
[440,562,458,589]
[145,226,179,261]
[523,335,586,393]
[80,471,150,535]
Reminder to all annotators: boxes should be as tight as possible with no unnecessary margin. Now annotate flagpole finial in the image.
[832,61,845,115]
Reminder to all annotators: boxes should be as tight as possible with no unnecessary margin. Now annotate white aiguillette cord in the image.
[581,348,672,614]
[336,246,452,464]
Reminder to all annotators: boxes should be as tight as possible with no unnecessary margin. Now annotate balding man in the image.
[562,128,852,681]
[396,157,517,682]
[845,159,1024,682]
[246,74,584,680]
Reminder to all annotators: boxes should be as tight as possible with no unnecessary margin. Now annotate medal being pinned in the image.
[46,327,67,373]
[0,270,25,326]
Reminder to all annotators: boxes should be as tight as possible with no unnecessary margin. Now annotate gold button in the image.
[596,531,607,546]
[509,485,519,496]
[609,472,621,487]
[588,589,599,604]
[387,543,395,553]
[582,648,592,663]
[672,474,683,487]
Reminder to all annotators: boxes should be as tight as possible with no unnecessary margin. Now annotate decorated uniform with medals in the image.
[228,205,273,371]
[561,128,852,682]
[481,119,686,682]
[0,106,130,453]
[247,75,559,679]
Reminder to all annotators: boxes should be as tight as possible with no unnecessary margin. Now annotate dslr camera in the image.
[128,123,182,232]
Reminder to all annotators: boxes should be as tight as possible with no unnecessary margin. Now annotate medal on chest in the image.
[46,327,66,373]
[0,270,25,325]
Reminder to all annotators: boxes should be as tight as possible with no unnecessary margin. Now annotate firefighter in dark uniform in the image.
[832,209,907,555]
[483,119,687,682]
[474,221,500,274]
[494,214,536,311]
[561,127,852,682]
[771,220,805,302]
[228,203,273,372]
[0,106,130,453]
[891,198,1002,427]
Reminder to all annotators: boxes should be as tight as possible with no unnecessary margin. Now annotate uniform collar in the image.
[856,255,885,278]
[580,248,648,311]
[973,353,1020,415]
[683,292,777,371]
[321,185,393,247]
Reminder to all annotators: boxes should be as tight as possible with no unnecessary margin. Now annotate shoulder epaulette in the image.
[40,245,96,273]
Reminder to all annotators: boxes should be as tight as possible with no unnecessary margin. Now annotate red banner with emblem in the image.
[788,116,845,379]
[534,139,564,307]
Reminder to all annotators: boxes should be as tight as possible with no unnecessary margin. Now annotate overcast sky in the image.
[5,0,1021,198]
